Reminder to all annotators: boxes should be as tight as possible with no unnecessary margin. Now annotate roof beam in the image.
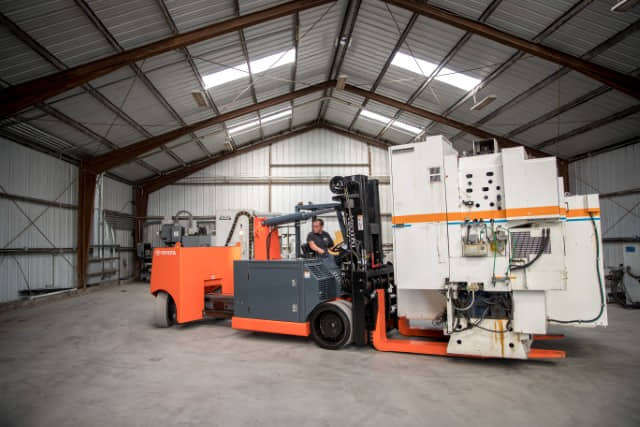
[37,104,161,174]
[140,121,392,194]
[504,67,640,139]
[74,0,187,165]
[141,124,320,193]
[154,0,237,152]
[422,0,595,140]
[347,12,418,130]
[449,20,640,143]
[568,136,640,162]
[234,0,264,140]
[0,0,334,118]
[385,0,640,100]
[319,122,391,149]
[85,81,334,173]
[343,84,551,158]
[289,12,300,131]
[378,0,503,139]
[317,0,361,122]
[535,105,640,150]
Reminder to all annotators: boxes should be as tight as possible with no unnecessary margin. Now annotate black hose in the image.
[549,214,605,323]
[266,227,277,260]
[224,211,254,259]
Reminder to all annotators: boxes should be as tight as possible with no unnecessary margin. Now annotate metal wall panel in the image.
[0,138,136,301]
[0,136,78,302]
[103,176,133,214]
[569,142,640,267]
[146,129,393,258]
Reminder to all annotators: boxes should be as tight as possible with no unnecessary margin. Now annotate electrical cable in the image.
[626,266,640,280]
[454,290,475,311]
[548,214,606,324]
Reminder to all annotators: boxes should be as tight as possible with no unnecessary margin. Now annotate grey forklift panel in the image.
[233,259,339,322]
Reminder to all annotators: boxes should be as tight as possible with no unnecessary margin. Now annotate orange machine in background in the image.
[150,216,280,326]
[252,217,281,261]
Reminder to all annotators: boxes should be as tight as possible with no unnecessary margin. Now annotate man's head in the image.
[312,217,324,234]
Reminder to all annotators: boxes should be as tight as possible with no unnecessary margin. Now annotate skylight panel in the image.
[360,109,422,135]
[392,52,480,91]
[228,109,292,134]
[202,49,296,89]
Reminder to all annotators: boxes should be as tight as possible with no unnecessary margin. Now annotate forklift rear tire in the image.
[310,300,353,350]
[153,291,176,328]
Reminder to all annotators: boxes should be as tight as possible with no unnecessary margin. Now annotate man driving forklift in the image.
[307,217,334,257]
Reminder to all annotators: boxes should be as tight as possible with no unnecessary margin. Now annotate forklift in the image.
[150,175,394,350]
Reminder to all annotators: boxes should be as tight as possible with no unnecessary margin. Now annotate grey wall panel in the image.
[0,136,78,302]
[569,142,640,268]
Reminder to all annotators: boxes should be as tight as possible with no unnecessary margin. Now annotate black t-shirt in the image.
[307,231,334,252]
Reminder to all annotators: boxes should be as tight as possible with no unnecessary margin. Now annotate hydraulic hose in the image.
[549,214,605,324]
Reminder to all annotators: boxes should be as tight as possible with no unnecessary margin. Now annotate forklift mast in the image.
[330,175,394,346]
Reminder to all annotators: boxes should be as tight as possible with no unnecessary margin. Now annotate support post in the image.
[557,159,570,193]
[134,186,148,278]
[77,166,97,289]
[134,186,148,246]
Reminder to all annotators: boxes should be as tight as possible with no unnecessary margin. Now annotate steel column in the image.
[77,167,97,289]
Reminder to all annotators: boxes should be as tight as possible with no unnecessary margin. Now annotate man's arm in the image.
[308,239,325,255]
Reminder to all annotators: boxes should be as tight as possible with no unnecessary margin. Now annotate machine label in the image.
[357,215,364,231]
[155,250,176,256]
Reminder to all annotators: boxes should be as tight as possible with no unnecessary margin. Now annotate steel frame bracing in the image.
[385,0,640,100]
[377,0,505,140]
[0,0,335,118]
[317,0,361,122]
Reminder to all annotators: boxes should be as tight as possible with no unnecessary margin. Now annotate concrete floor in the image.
[0,282,638,427]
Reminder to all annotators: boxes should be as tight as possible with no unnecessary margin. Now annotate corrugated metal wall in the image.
[0,136,78,302]
[147,128,393,259]
[103,176,136,279]
[569,143,640,268]
[0,137,134,302]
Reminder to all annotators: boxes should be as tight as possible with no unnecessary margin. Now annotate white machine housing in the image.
[389,135,607,359]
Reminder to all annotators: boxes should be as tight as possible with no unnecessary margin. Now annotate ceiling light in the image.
[228,109,292,134]
[470,94,497,111]
[202,49,295,89]
[336,75,347,90]
[360,109,421,134]
[611,0,640,12]
[191,91,208,108]
[392,52,480,91]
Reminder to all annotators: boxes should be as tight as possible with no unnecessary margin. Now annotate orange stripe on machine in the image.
[392,206,599,224]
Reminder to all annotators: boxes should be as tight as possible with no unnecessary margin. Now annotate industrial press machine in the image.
[149,135,607,360]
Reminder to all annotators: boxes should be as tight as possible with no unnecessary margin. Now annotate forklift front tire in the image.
[153,291,175,328]
[310,300,353,350]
